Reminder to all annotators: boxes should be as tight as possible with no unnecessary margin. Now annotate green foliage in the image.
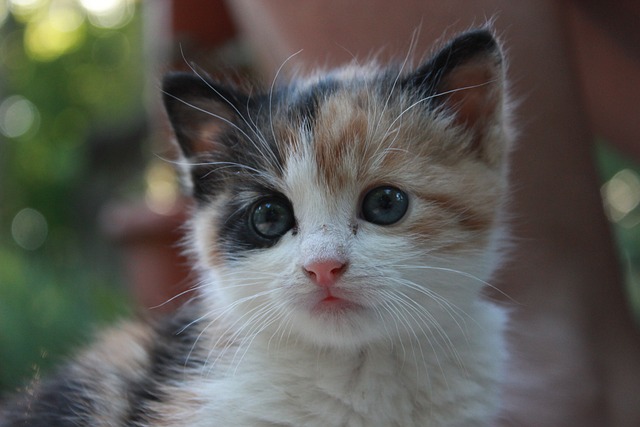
[0,245,131,392]
[0,4,145,237]
[0,1,143,393]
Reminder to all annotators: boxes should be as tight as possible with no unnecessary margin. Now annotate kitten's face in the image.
[164,30,510,349]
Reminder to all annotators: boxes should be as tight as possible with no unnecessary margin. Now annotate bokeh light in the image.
[80,0,134,29]
[23,7,85,61]
[8,0,46,19]
[79,0,121,14]
[145,160,180,215]
[602,168,640,224]
[49,1,85,33]
[11,208,49,251]
[24,20,82,61]
[0,95,40,138]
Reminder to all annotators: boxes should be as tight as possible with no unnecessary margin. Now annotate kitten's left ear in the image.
[405,29,507,157]
[162,72,246,160]
[162,72,250,198]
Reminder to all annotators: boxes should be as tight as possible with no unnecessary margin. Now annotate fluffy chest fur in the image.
[151,302,505,427]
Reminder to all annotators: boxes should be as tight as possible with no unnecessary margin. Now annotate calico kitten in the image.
[0,29,512,426]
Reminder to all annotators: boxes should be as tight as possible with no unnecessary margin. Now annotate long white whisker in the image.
[184,286,280,369]
[179,54,277,165]
[162,91,260,154]
[149,286,199,311]
[380,80,498,145]
[379,289,448,388]
[268,50,304,165]
[384,288,466,375]
[204,294,279,374]
[231,304,285,373]
[394,264,514,302]
[371,29,418,140]
[387,276,470,331]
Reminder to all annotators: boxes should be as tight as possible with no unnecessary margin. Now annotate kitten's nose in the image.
[303,259,347,287]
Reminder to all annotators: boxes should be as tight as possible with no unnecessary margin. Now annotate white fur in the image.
[167,305,505,426]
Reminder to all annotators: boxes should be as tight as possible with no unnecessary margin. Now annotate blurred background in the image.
[0,0,638,396]
[0,0,246,393]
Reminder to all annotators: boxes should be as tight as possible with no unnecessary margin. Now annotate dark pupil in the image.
[362,186,408,225]
[251,200,293,239]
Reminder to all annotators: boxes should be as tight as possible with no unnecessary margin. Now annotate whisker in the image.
[179,52,277,166]
[268,50,304,170]
[183,286,280,369]
[231,304,285,372]
[369,29,425,166]
[394,264,515,302]
[387,276,470,328]
[203,296,276,373]
[149,286,200,311]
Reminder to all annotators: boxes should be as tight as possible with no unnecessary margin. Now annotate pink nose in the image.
[303,259,347,287]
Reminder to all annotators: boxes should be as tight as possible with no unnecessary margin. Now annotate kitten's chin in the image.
[287,297,386,350]
[312,294,360,314]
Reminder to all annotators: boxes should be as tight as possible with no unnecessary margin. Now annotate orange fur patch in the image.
[312,93,370,191]
[417,193,493,232]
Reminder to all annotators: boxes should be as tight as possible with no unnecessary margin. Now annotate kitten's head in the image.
[163,30,511,350]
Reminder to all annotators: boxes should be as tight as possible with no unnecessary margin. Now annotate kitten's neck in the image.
[234,333,452,389]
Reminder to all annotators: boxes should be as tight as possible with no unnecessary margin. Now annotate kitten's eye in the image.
[362,186,409,225]
[250,198,295,239]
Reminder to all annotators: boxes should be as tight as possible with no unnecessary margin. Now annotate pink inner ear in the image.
[183,97,239,158]
[193,121,225,155]
[439,58,501,131]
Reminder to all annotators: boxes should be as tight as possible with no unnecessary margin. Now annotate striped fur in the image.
[1,29,513,426]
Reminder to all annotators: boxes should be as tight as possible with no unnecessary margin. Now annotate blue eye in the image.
[362,186,409,225]
[250,198,295,239]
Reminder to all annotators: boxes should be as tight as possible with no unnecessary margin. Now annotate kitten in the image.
[0,29,512,426]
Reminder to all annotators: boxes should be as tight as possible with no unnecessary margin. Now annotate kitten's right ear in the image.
[403,29,507,164]
[162,72,244,159]
[404,29,504,129]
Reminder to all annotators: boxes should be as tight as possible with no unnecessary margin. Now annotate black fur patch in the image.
[402,29,500,103]
[287,78,341,123]
[163,73,285,203]
[124,305,206,425]
[163,72,344,205]
[0,367,100,426]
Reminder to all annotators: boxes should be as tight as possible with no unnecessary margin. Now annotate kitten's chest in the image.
[155,302,506,427]
[179,345,457,427]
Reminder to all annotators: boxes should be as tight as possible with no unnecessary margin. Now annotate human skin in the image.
[225,1,640,426]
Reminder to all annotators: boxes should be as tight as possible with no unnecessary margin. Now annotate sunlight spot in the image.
[602,169,640,222]
[0,95,40,138]
[8,0,46,23]
[80,0,121,14]
[11,208,49,251]
[145,160,180,215]
[24,12,84,61]
[48,1,85,33]
[9,0,42,6]
[80,0,133,28]
[8,0,46,16]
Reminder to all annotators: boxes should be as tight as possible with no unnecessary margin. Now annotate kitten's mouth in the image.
[311,290,359,313]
